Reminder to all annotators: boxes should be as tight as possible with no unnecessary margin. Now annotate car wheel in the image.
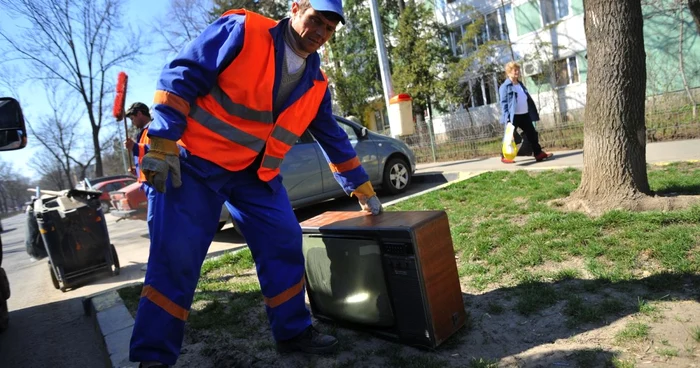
[48,263,60,290]
[109,244,120,276]
[382,157,411,194]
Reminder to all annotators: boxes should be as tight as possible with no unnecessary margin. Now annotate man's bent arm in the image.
[308,90,370,195]
[149,14,246,141]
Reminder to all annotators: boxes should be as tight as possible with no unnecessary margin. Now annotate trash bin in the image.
[34,189,120,292]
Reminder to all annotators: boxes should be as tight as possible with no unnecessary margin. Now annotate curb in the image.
[84,283,141,368]
[84,171,477,367]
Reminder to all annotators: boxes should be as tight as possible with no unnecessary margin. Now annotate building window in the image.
[541,0,569,24]
[554,56,579,87]
[466,74,499,108]
[450,6,511,57]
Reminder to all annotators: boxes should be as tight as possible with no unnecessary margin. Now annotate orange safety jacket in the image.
[135,127,150,183]
[178,9,328,182]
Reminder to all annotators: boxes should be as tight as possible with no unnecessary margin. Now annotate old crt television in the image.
[300,210,466,349]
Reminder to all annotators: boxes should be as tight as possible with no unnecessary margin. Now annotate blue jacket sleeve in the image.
[307,89,370,196]
[499,82,510,125]
[148,14,246,141]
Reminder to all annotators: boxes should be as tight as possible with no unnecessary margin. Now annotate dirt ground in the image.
[168,271,700,368]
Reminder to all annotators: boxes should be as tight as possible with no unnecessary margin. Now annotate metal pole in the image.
[427,109,437,162]
[369,0,394,134]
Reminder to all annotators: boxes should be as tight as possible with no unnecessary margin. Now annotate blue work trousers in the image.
[129,153,310,365]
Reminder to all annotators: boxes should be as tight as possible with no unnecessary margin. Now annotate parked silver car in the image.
[219,115,416,230]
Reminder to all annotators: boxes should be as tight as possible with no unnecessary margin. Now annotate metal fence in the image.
[383,105,700,164]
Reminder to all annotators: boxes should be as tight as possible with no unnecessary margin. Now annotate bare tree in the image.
[30,154,70,191]
[155,0,213,54]
[27,88,95,189]
[0,0,143,178]
[0,160,32,212]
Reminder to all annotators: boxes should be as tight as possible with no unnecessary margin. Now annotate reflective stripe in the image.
[190,105,266,152]
[141,285,189,321]
[270,125,299,146]
[261,155,283,170]
[329,156,361,173]
[210,85,273,124]
[154,90,190,116]
[264,277,305,308]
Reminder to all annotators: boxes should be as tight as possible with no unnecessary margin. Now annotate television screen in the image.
[302,235,395,327]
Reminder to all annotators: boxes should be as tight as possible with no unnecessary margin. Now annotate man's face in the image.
[290,3,339,54]
[128,111,148,129]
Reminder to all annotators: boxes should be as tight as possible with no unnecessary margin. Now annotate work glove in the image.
[352,181,383,215]
[141,137,181,193]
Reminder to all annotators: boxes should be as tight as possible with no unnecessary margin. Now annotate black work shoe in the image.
[276,325,339,355]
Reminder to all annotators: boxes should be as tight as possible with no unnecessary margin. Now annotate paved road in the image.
[0,213,110,367]
[0,180,443,367]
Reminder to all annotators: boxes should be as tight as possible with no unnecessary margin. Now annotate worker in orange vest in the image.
[129,2,382,367]
[124,102,158,234]
[124,102,151,181]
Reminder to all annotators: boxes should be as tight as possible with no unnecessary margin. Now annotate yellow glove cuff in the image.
[148,136,179,156]
[351,181,376,198]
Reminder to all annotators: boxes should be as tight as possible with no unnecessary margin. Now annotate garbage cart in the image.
[34,189,120,292]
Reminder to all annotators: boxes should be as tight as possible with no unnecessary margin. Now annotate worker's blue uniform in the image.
[129,13,370,366]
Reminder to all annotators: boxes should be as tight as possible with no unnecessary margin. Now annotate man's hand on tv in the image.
[359,195,383,215]
[352,181,382,215]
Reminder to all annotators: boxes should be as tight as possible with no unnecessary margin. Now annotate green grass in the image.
[656,347,679,357]
[117,283,143,318]
[188,250,262,335]
[200,249,255,276]
[564,295,625,327]
[389,162,700,290]
[615,322,651,344]
[637,298,661,319]
[145,162,700,365]
[690,326,700,342]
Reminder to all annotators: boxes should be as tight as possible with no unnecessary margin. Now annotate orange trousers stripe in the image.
[264,277,305,308]
[141,285,189,321]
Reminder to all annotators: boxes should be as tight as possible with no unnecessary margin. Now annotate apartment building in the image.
[433,0,700,130]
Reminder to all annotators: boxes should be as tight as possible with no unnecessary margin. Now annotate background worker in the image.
[129,1,382,367]
[124,102,152,179]
[123,102,158,234]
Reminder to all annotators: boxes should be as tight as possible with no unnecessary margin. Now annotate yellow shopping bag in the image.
[502,123,518,160]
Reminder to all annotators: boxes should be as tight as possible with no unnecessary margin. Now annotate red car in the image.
[78,175,137,213]
[109,181,149,221]
[110,182,231,231]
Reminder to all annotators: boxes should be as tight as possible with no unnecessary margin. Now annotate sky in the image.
[0,0,174,180]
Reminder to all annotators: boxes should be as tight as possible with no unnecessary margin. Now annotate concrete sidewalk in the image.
[415,139,700,176]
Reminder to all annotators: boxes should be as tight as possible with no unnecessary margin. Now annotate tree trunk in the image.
[574,0,649,201]
[690,0,700,33]
[92,128,103,178]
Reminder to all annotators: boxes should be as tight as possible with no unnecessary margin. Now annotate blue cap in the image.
[309,0,346,24]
